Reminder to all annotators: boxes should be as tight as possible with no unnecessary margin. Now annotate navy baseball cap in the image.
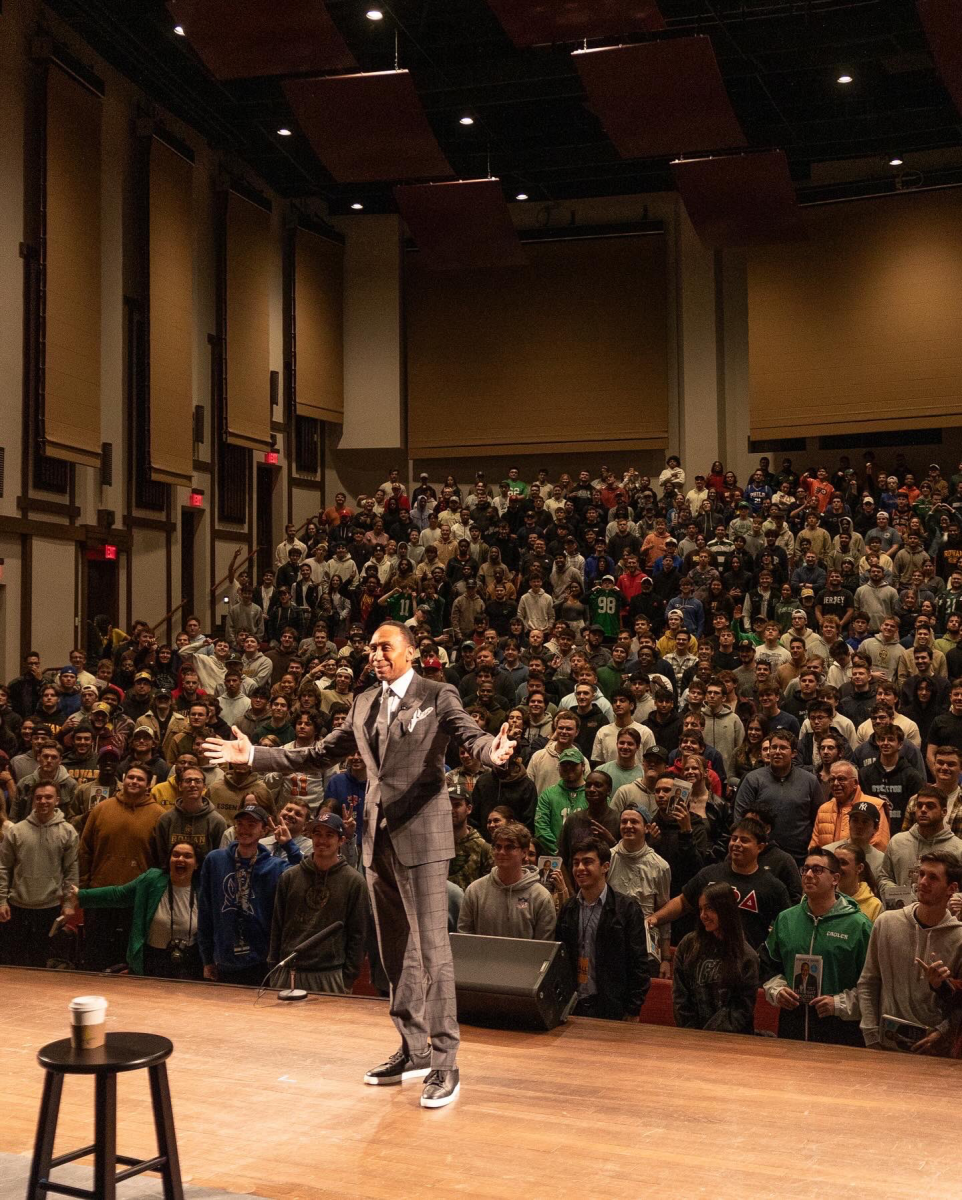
[312,812,345,836]
[235,804,271,825]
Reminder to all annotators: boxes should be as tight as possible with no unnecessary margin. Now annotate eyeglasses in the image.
[801,864,833,876]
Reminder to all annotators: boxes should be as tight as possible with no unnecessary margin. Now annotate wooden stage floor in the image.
[0,967,957,1200]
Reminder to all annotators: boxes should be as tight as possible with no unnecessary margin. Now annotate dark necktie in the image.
[375,685,393,764]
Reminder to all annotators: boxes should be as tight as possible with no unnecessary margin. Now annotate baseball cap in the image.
[92,702,112,716]
[448,784,471,800]
[850,800,881,825]
[643,745,669,761]
[130,726,154,741]
[588,624,605,635]
[792,608,807,619]
[59,666,77,677]
[134,671,153,682]
[97,746,120,762]
[235,804,271,825]
[800,587,815,599]
[421,656,442,670]
[602,574,615,583]
[559,747,585,765]
[312,812,344,836]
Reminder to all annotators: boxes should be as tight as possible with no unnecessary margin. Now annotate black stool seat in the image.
[38,1033,173,1075]
[27,1031,183,1200]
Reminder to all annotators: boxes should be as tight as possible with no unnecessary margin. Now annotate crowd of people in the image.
[3,451,962,1052]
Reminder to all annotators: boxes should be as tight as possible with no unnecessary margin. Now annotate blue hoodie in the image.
[197,840,301,972]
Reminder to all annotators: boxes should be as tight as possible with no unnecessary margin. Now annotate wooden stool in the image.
[27,1032,184,1200]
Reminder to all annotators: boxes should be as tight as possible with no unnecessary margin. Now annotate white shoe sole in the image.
[420,1082,460,1109]
[363,1065,431,1086]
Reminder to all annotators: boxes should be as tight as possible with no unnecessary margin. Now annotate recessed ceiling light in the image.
[889,157,903,166]
[277,127,292,137]
[351,203,364,210]
[515,193,529,201]
[459,116,475,126]
[366,8,384,19]
[837,74,853,84]
[173,24,186,36]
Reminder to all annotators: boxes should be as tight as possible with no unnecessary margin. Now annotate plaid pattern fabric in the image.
[253,674,499,1066]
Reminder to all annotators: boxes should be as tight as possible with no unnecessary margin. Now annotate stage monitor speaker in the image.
[450,934,575,1031]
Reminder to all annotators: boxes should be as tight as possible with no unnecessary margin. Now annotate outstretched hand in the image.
[490,723,517,766]
[201,727,252,767]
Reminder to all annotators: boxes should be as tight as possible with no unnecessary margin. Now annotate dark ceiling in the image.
[41,0,962,212]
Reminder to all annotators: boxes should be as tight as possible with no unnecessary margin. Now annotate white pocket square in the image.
[406,706,433,732]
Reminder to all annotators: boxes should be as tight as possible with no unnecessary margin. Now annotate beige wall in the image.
[332,215,402,451]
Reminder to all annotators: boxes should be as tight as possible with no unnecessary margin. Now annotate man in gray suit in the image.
[204,620,514,1109]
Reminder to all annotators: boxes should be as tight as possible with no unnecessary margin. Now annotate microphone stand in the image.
[272,920,344,1002]
[278,955,308,1003]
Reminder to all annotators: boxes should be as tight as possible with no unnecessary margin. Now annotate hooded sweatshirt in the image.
[471,768,538,830]
[534,782,587,854]
[858,904,962,1046]
[78,791,163,888]
[197,839,301,971]
[151,797,228,866]
[457,865,556,939]
[268,856,368,985]
[0,809,79,908]
[207,772,275,822]
[877,825,962,903]
[607,841,672,933]
[846,881,883,923]
[527,741,588,795]
[761,894,873,1044]
[702,704,745,777]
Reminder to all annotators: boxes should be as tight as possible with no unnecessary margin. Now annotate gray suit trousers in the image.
[367,816,459,1069]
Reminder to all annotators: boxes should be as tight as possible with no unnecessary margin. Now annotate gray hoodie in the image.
[457,865,556,940]
[0,809,79,908]
[702,704,745,777]
[877,825,962,902]
[857,903,962,1045]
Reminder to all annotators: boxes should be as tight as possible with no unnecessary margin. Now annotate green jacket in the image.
[534,783,587,854]
[763,894,872,1002]
[79,868,175,976]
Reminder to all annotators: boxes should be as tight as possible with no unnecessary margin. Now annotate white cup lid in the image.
[69,995,108,1012]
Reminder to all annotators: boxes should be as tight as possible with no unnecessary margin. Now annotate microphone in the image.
[275,920,345,971]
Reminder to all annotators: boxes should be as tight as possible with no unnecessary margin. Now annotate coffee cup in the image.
[69,995,108,1050]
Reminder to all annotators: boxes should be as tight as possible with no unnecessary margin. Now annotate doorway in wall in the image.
[180,508,197,620]
[256,465,277,580]
[84,554,119,662]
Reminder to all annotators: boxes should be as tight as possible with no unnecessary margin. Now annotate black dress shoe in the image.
[363,1047,432,1086]
[420,1068,460,1108]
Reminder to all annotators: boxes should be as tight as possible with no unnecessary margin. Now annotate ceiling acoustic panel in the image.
[918,0,962,117]
[574,38,746,160]
[394,180,527,271]
[672,151,807,248]
[284,71,454,184]
[485,0,664,45]
[167,0,356,79]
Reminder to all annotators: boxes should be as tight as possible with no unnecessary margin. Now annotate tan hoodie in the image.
[79,791,162,888]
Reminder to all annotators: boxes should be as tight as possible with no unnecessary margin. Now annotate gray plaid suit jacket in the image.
[250,674,497,868]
